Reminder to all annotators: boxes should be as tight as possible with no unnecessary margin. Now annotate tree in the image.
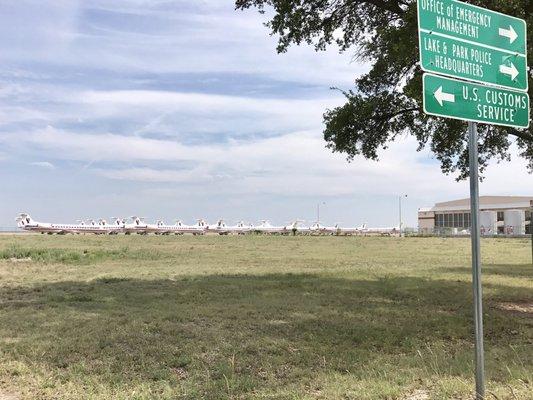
[235,0,532,179]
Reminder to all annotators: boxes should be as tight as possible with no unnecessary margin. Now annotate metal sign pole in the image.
[399,196,402,237]
[468,121,485,399]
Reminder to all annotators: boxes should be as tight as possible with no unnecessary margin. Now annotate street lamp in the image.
[399,195,408,237]
[317,202,325,225]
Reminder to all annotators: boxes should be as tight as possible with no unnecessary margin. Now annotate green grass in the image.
[0,235,531,399]
[0,244,163,264]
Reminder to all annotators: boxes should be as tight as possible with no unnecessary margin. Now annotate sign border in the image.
[418,30,528,92]
[422,73,531,129]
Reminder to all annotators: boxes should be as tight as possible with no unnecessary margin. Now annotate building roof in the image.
[422,196,533,213]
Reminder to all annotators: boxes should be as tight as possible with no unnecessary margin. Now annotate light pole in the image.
[317,202,325,225]
[399,194,407,237]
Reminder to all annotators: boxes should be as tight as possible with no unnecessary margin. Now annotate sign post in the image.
[418,1,529,398]
[530,201,533,266]
[468,121,485,399]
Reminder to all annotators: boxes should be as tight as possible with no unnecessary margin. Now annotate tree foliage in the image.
[236,0,533,179]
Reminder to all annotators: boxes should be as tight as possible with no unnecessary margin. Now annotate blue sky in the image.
[0,0,531,228]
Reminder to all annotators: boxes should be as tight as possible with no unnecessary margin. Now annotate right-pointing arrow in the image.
[499,63,519,80]
[499,25,518,44]
[434,86,455,107]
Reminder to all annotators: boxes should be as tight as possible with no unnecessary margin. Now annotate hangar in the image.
[418,196,533,235]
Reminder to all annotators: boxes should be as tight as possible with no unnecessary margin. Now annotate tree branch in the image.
[372,106,419,121]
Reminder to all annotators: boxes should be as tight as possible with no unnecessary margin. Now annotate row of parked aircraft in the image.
[16,214,400,236]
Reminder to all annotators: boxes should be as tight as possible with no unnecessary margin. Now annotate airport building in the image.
[418,196,533,235]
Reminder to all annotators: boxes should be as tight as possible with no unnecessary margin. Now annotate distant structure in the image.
[418,196,533,235]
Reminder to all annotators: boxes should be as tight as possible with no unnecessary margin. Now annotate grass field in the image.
[0,235,531,400]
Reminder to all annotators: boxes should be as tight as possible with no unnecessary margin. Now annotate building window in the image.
[464,213,471,228]
[497,211,504,221]
[457,213,464,227]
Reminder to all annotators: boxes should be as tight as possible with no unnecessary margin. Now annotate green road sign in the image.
[423,73,530,128]
[419,31,528,91]
[418,0,527,56]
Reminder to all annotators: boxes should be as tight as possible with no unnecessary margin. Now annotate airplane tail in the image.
[16,213,35,227]
[111,217,124,226]
[289,219,304,228]
[130,216,144,225]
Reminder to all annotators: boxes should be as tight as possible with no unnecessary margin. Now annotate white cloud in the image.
[8,125,531,201]
[0,1,362,85]
[30,161,56,169]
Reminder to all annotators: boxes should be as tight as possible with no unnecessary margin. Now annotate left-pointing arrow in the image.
[499,63,519,80]
[434,86,455,106]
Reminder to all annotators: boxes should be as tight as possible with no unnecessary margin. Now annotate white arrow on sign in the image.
[499,63,519,80]
[434,86,455,106]
[499,25,518,44]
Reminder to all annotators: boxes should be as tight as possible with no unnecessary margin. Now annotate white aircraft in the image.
[290,220,311,235]
[361,225,400,235]
[205,220,256,235]
[192,219,208,235]
[226,221,254,235]
[85,219,106,234]
[309,222,338,235]
[150,220,206,235]
[333,223,366,236]
[254,220,307,235]
[123,216,148,235]
[330,223,399,236]
[253,220,286,234]
[205,219,230,235]
[145,220,171,235]
[97,218,125,235]
[78,218,124,235]
[16,213,99,234]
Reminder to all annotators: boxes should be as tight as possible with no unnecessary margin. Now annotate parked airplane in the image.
[290,220,310,235]
[107,218,126,234]
[193,219,208,235]
[16,213,99,234]
[333,223,366,236]
[254,220,307,235]
[123,216,148,235]
[227,221,254,235]
[309,222,338,235]
[361,225,400,235]
[253,220,283,234]
[205,219,230,235]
